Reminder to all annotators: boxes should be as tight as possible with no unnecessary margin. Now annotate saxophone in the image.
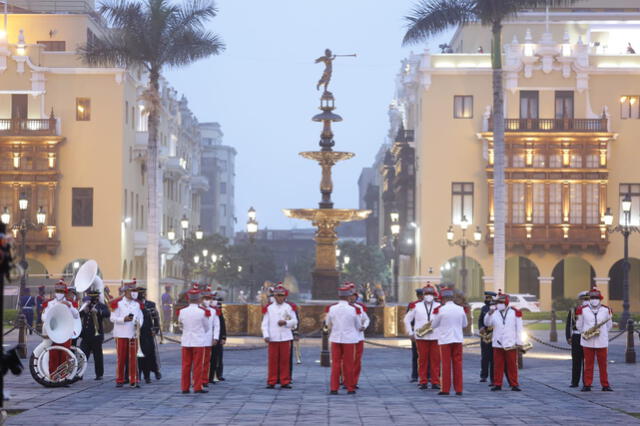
[91,303,100,336]
[583,318,610,340]
[415,321,433,337]
[479,326,493,343]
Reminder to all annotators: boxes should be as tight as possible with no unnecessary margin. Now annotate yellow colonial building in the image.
[0,0,207,300]
[394,0,640,312]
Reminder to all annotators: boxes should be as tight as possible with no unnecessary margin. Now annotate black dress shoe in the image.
[480,378,487,383]
[437,391,449,396]
[266,385,275,389]
[145,378,152,384]
[569,384,579,388]
[182,390,190,394]
[218,377,225,381]
[116,383,123,388]
[203,383,209,388]
[410,378,418,383]
[131,383,140,388]
[431,384,441,390]
[95,377,103,381]
[155,372,162,380]
[455,392,463,396]
[511,386,522,392]
[281,384,292,389]
[581,386,592,392]
[419,384,429,390]
[195,389,209,394]
[490,386,502,391]
[347,390,356,395]
[355,385,359,389]
[329,390,338,395]
[602,386,613,392]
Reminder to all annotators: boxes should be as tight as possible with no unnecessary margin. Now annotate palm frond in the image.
[171,0,218,31]
[163,30,225,67]
[98,0,143,28]
[403,0,476,46]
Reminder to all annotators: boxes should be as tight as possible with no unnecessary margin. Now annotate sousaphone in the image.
[74,259,112,333]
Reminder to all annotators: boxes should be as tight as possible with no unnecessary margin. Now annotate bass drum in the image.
[29,339,79,388]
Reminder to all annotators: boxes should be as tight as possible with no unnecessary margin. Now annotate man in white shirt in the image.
[200,286,220,389]
[431,287,467,396]
[348,283,370,388]
[576,288,613,392]
[404,284,441,390]
[325,285,363,395]
[41,280,80,380]
[484,292,523,391]
[110,280,144,388]
[178,286,211,394]
[261,285,298,389]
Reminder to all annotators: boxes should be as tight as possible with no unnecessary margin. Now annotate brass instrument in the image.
[502,344,519,351]
[521,341,533,353]
[50,358,76,382]
[134,319,145,358]
[294,339,302,364]
[479,326,493,344]
[583,318,610,340]
[91,304,101,337]
[415,321,433,337]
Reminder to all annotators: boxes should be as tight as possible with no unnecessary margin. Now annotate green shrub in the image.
[552,297,575,312]
[3,309,17,324]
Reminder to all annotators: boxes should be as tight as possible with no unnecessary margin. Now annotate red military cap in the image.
[122,278,137,291]
[188,283,201,302]
[423,283,437,295]
[54,280,67,293]
[338,284,353,297]
[273,285,288,296]
[496,289,510,305]
[588,288,603,300]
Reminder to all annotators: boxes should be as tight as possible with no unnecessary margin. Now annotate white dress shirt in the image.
[353,302,370,342]
[431,301,468,345]
[261,302,297,342]
[110,297,144,339]
[202,305,221,344]
[577,304,612,349]
[179,303,210,347]
[326,300,362,344]
[484,307,523,349]
[403,299,441,341]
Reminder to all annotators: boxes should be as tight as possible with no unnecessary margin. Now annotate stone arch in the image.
[440,256,485,299]
[24,258,51,288]
[551,257,595,300]
[608,258,640,302]
[62,259,103,281]
[505,256,540,297]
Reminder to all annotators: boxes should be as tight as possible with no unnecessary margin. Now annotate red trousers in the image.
[115,338,138,384]
[331,342,355,392]
[48,340,71,379]
[583,347,609,387]
[416,339,441,385]
[202,346,212,386]
[493,348,518,387]
[354,341,364,385]
[182,346,205,392]
[267,341,291,386]
[440,343,463,393]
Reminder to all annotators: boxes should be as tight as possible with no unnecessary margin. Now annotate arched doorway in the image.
[62,259,103,282]
[608,258,640,303]
[24,258,50,288]
[505,256,540,297]
[551,258,595,300]
[440,256,485,299]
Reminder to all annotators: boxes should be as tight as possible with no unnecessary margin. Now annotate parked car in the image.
[469,293,541,313]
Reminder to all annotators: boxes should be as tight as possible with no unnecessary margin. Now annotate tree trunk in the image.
[491,23,506,293]
[145,68,161,304]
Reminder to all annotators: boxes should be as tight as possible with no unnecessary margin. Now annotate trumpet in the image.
[415,321,433,337]
[134,319,144,358]
[479,326,493,344]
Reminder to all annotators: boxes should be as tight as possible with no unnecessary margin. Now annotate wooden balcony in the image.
[488,117,608,133]
[487,223,608,254]
[0,118,58,136]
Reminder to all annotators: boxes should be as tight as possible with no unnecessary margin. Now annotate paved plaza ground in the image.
[2,330,639,425]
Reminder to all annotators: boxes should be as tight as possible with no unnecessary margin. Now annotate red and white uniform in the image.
[201,304,220,387]
[110,296,144,385]
[261,301,297,386]
[484,306,523,387]
[431,301,467,394]
[576,304,612,387]
[325,301,361,392]
[352,301,370,386]
[41,298,79,377]
[404,299,441,386]
[179,303,211,392]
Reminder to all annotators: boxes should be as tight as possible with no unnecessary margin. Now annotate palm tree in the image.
[79,0,224,304]
[402,0,578,292]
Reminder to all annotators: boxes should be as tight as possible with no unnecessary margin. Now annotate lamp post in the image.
[390,209,400,302]
[603,194,639,333]
[170,214,204,285]
[246,207,258,298]
[446,215,482,296]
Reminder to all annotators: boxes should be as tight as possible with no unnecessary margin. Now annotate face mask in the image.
[489,305,496,311]
[590,299,600,307]
[203,300,210,307]
[424,295,434,303]
[211,300,218,307]
[131,292,138,300]
[582,300,590,306]
[497,303,506,311]
[55,293,65,300]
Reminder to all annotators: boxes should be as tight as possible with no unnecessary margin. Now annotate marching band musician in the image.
[209,293,227,383]
[348,283,370,389]
[178,285,211,394]
[478,291,497,383]
[261,285,298,389]
[484,292,523,392]
[200,286,220,389]
[41,280,80,379]
[79,288,110,380]
[576,288,613,392]
[285,289,300,382]
[407,287,424,383]
[136,286,162,383]
[325,285,363,395]
[161,285,173,333]
[110,280,144,388]
[404,284,441,390]
[431,286,467,396]
[566,291,589,388]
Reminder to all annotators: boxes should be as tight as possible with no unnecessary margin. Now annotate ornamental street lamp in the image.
[246,207,259,297]
[446,215,482,296]
[390,208,401,301]
[603,194,639,337]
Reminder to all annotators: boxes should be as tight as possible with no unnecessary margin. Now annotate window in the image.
[569,154,583,168]
[511,183,525,224]
[585,183,599,225]
[533,154,546,168]
[451,182,473,224]
[221,204,227,217]
[125,101,129,124]
[570,183,582,224]
[453,96,473,119]
[549,154,562,168]
[620,96,640,119]
[220,182,227,194]
[555,91,574,119]
[619,184,640,226]
[37,40,66,51]
[72,188,93,226]
[11,94,27,119]
[512,153,525,168]
[520,91,539,119]
[533,183,545,224]
[585,154,599,168]
[549,184,562,224]
[76,98,91,121]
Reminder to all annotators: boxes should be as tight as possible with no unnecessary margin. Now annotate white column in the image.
[538,276,554,312]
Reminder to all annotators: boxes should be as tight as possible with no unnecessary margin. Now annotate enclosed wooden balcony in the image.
[0,117,59,137]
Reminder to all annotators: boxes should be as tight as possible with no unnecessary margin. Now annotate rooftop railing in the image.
[0,118,58,136]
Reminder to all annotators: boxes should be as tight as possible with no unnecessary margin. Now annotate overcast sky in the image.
[165,0,450,231]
